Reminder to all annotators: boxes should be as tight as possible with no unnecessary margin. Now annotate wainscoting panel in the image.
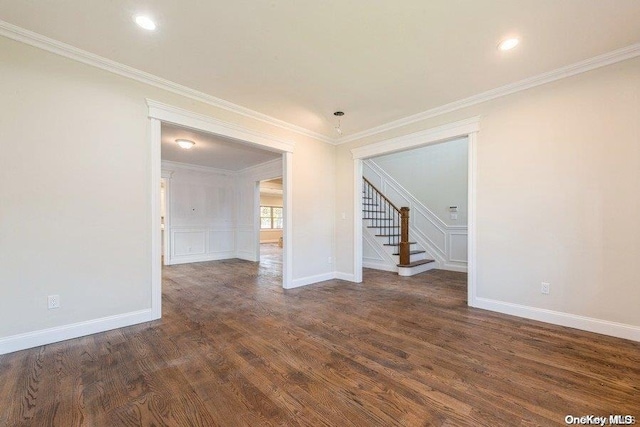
[173,230,206,257]
[449,232,468,263]
[209,230,235,253]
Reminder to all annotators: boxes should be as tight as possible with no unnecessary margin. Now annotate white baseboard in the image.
[441,263,468,273]
[289,272,336,289]
[473,297,640,343]
[334,272,356,282]
[236,250,258,262]
[167,252,236,265]
[363,260,398,273]
[0,309,154,355]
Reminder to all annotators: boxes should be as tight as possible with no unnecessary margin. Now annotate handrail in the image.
[362,177,410,266]
[362,177,400,213]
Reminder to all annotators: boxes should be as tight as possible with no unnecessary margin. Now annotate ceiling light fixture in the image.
[134,15,156,31]
[176,139,195,149]
[498,37,520,51]
[334,111,345,135]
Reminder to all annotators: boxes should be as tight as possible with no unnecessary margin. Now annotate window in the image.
[260,206,283,229]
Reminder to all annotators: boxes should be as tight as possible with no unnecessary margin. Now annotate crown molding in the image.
[161,160,236,175]
[236,157,282,175]
[337,42,640,145]
[2,20,639,148]
[0,20,333,145]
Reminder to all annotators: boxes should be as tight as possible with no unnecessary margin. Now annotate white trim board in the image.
[148,100,295,154]
[290,271,360,289]
[0,309,154,355]
[351,117,480,160]
[168,252,237,265]
[473,298,640,343]
[2,20,639,146]
[290,272,336,289]
[334,272,356,282]
[0,20,332,145]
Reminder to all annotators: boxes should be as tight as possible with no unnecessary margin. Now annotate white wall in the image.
[371,137,468,226]
[162,162,236,264]
[336,56,640,337]
[0,36,336,353]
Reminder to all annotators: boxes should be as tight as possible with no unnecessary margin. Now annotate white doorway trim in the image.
[350,117,480,307]
[160,171,174,267]
[147,100,295,320]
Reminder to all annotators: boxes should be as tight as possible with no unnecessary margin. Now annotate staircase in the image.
[363,177,435,276]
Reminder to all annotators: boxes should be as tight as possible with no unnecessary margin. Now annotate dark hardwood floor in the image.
[1,245,639,426]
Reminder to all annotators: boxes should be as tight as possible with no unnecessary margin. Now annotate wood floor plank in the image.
[1,244,639,426]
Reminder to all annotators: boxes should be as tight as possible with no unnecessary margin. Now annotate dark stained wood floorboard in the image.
[1,242,639,426]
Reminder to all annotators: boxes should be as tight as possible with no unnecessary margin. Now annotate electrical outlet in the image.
[48,295,60,309]
[541,282,550,295]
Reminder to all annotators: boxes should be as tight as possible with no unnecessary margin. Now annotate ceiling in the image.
[161,123,280,171]
[260,178,283,196]
[1,1,639,138]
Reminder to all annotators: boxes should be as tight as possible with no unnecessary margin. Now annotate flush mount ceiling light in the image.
[134,15,156,31]
[334,111,345,135]
[498,37,520,51]
[176,139,195,149]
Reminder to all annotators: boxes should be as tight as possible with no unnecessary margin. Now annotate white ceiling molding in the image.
[2,20,639,147]
[260,188,284,196]
[236,158,283,176]
[351,117,480,160]
[0,20,332,145]
[147,99,295,154]
[161,160,235,175]
[338,42,640,145]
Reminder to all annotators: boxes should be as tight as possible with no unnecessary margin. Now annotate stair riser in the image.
[367,235,425,261]
[398,261,436,277]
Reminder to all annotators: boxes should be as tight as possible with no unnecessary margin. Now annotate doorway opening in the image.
[258,178,283,270]
[361,137,469,275]
[352,117,479,306]
[148,100,294,320]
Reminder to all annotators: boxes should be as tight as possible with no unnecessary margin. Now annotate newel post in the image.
[399,207,410,266]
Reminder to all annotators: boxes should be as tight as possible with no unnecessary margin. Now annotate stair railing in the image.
[362,177,410,266]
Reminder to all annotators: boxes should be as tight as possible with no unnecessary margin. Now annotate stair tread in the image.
[363,218,393,220]
[367,226,400,228]
[392,250,426,255]
[397,259,435,268]
[362,210,386,213]
[376,234,400,237]
[384,241,416,246]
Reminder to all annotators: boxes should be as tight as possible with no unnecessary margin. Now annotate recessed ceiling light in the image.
[498,37,520,51]
[134,15,156,31]
[176,139,195,149]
